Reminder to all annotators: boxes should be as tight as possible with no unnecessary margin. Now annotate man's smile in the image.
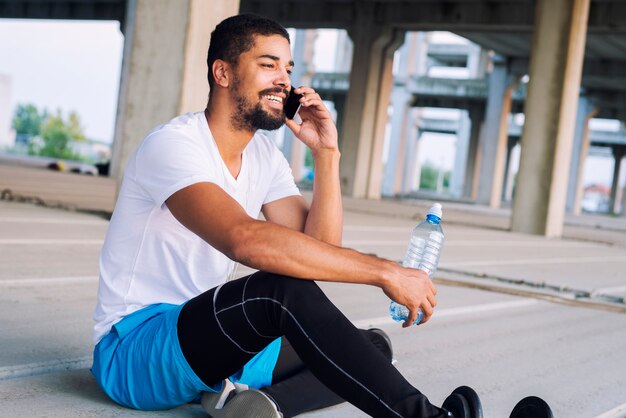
[262,94,284,109]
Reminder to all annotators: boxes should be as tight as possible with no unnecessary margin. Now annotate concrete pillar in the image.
[382,87,411,196]
[110,0,239,181]
[340,5,405,199]
[464,105,485,199]
[572,107,599,215]
[381,32,410,197]
[621,173,626,217]
[399,110,421,194]
[502,136,519,202]
[566,96,594,213]
[476,56,517,208]
[450,110,471,197]
[610,146,626,214]
[382,32,429,197]
[334,95,347,147]
[511,0,590,237]
[404,126,423,193]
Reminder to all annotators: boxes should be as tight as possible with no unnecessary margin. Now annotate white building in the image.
[0,74,15,149]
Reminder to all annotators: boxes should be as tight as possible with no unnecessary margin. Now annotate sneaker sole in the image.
[204,390,281,418]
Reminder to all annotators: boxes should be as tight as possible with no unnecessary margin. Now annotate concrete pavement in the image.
[1,165,626,417]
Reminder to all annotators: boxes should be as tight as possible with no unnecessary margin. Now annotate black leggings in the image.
[261,329,391,417]
[177,272,445,418]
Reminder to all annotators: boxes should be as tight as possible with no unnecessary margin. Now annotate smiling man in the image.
[90,14,479,418]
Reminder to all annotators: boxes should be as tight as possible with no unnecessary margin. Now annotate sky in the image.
[0,19,622,190]
[0,19,124,142]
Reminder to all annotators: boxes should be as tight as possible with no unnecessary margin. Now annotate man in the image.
[91,13,479,418]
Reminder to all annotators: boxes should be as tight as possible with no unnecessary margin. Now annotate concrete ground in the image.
[1,164,626,418]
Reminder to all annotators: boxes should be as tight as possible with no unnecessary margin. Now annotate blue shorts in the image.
[91,303,281,410]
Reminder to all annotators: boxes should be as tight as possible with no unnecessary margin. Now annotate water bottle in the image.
[390,203,444,325]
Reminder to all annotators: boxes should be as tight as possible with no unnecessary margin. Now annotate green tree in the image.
[30,109,86,160]
[12,103,48,136]
[419,162,451,192]
[419,163,439,190]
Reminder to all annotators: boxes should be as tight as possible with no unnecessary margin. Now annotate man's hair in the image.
[207,14,290,91]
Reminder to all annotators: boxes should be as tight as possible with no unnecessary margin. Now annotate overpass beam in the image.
[340,6,405,199]
[476,57,517,208]
[511,0,590,237]
[110,0,239,180]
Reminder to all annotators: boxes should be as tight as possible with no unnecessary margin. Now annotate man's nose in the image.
[274,67,291,87]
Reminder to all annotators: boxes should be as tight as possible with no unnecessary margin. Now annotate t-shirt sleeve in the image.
[134,131,217,207]
[263,147,301,205]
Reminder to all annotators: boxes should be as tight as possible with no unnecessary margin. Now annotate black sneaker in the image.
[367,327,394,363]
[509,396,553,418]
[442,386,483,418]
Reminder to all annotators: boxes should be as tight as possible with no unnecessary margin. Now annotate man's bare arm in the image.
[262,149,342,245]
[166,181,436,327]
[263,87,343,245]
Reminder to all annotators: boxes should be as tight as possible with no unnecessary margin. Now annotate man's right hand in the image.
[382,265,437,328]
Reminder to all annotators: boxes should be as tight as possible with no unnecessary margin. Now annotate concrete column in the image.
[572,107,599,215]
[502,137,519,202]
[450,110,471,197]
[476,56,517,208]
[511,0,590,237]
[340,5,405,199]
[399,109,419,193]
[381,32,410,197]
[110,0,239,180]
[621,174,626,217]
[404,126,423,193]
[566,96,594,213]
[382,32,429,197]
[464,105,485,199]
[610,146,626,214]
[334,95,347,147]
[382,87,411,196]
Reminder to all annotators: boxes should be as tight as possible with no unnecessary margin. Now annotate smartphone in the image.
[285,86,303,122]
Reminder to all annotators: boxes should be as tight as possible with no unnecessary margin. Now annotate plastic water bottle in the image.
[390,203,444,325]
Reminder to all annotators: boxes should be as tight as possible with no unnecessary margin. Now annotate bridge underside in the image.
[1,0,625,234]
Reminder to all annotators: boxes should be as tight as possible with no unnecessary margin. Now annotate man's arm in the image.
[262,87,343,246]
[262,150,342,245]
[166,182,436,327]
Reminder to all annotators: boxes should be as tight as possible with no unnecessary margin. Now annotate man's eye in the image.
[262,63,274,68]
[287,69,293,75]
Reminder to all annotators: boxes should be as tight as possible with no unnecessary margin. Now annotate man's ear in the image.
[212,59,230,88]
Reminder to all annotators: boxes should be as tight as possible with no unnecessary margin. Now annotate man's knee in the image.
[246,272,324,303]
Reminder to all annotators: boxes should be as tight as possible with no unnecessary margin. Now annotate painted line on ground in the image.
[592,285,626,295]
[343,240,596,247]
[443,255,626,268]
[0,299,539,381]
[0,356,92,381]
[351,299,539,328]
[0,217,106,225]
[0,239,103,245]
[0,276,98,286]
[594,402,626,418]
[343,226,409,232]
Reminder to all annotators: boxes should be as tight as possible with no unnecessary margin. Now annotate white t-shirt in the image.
[93,112,300,343]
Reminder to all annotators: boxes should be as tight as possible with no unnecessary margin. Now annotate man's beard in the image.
[231,81,286,131]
